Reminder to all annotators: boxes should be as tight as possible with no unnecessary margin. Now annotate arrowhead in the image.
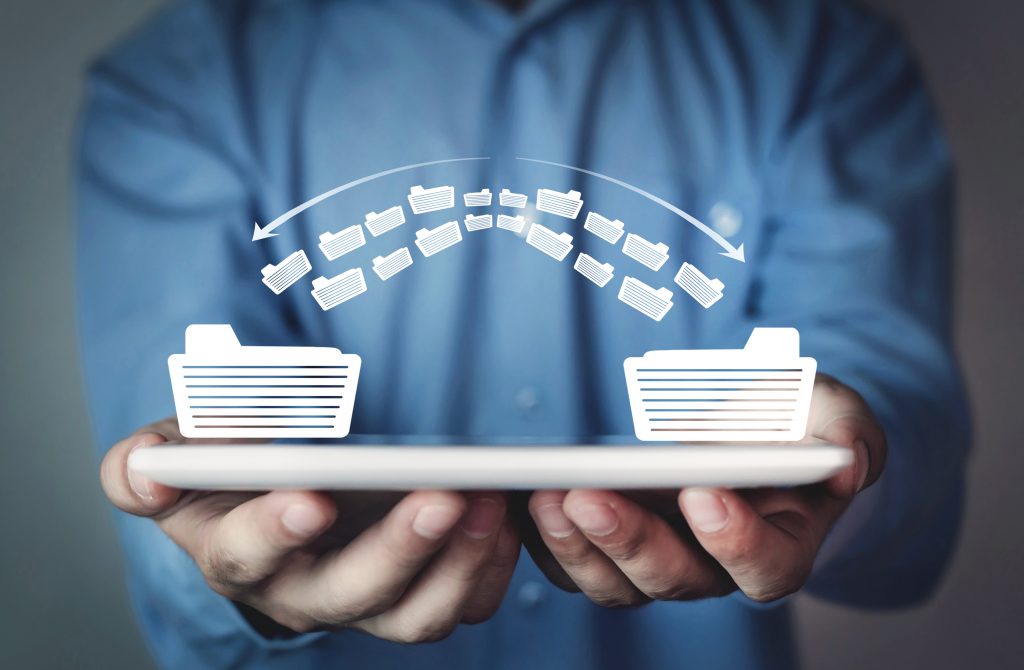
[252,222,278,242]
[719,243,745,263]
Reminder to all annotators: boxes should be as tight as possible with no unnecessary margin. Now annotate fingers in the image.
[102,430,181,516]
[460,514,521,624]
[679,487,822,603]
[352,493,508,642]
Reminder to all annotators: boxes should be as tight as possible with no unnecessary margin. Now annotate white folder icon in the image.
[407,185,455,214]
[168,324,361,438]
[583,212,625,244]
[622,233,670,271]
[623,328,817,442]
[372,247,413,281]
[464,214,493,232]
[318,225,367,261]
[497,214,526,234]
[261,250,311,295]
[618,276,674,321]
[363,206,406,238]
[574,253,615,287]
[526,223,574,261]
[311,268,367,311]
[463,189,492,207]
[415,221,463,257]
[499,189,528,208]
[536,188,584,219]
[674,262,724,308]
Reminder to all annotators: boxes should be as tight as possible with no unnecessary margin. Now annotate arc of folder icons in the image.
[258,184,727,317]
[169,325,814,442]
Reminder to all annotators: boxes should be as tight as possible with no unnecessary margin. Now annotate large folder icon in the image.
[526,223,574,261]
[372,247,413,281]
[536,188,584,219]
[261,250,311,295]
[499,189,528,208]
[623,328,817,442]
[415,221,463,257]
[618,276,674,321]
[463,189,492,207]
[407,185,455,214]
[363,206,406,238]
[311,268,367,310]
[674,262,724,308]
[583,211,625,244]
[622,233,670,271]
[168,324,361,438]
[574,253,615,287]
[319,225,366,261]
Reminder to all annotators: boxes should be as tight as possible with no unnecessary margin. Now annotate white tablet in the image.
[128,441,851,490]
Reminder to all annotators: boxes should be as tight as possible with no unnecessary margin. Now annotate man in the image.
[78,0,969,668]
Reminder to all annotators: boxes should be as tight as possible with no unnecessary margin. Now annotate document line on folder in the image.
[311,268,367,310]
[463,189,492,207]
[415,221,463,257]
[464,214,493,232]
[574,253,615,287]
[499,189,528,208]
[407,185,455,214]
[261,250,312,295]
[526,223,574,261]
[363,206,406,238]
[497,214,527,234]
[622,233,670,271]
[583,212,625,244]
[536,188,584,219]
[618,276,674,321]
[674,262,725,308]
[372,247,414,281]
[319,225,367,261]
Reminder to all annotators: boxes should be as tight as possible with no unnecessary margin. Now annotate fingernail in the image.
[682,489,728,533]
[412,504,462,540]
[534,503,576,538]
[281,504,325,537]
[854,440,870,493]
[460,497,503,539]
[127,461,154,502]
[570,503,619,536]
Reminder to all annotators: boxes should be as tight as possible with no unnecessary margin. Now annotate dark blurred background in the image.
[0,1,1020,668]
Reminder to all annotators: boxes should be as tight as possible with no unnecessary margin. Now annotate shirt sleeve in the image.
[747,5,970,608]
[74,6,325,663]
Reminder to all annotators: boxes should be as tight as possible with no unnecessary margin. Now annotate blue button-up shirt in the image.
[76,1,969,668]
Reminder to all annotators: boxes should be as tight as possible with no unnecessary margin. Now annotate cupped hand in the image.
[524,374,887,605]
[101,418,520,642]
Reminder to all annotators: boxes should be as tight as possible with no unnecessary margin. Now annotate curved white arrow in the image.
[516,157,745,262]
[252,157,492,241]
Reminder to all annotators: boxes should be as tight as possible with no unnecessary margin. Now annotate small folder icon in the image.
[618,276,674,321]
[261,250,311,295]
[536,188,584,219]
[622,233,670,271]
[497,214,526,234]
[363,206,406,238]
[674,262,724,309]
[526,223,574,261]
[583,212,625,244]
[167,324,361,438]
[499,189,528,208]
[464,214,493,232]
[318,225,366,261]
[415,221,463,257]
[574,253,615,287]
[407,185,455,215]
[463,189,492,207]
[623,328,817,442]
[311,268,367,311]
[372,247,413,281]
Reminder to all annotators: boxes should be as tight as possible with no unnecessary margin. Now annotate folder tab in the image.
[618,276,674,321]
[497,214,526,234]
[407,185,455,214]
[499,188,528,208]
[574,253,615,287]
[622,233,670,271]
[583,211,625,244]
[167,324,361,438]
[363,206,406,238]
[318,225,367,261]
[414,221,463,257]
[311,268,367,311]
[464,214,493,232]
[526,223,574,261]
[463,188,492,207]
[536,188,584,219]
[261,250,311,295]
[372,247,413,281]
[674,262,724,308]
[623,328,817,442]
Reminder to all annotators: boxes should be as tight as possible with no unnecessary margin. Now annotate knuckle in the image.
[599,528,647,563]
[643,579,700,602]
[744,564,811,603]
[200,545,262,591]
[392,614,457,644]
[589,589,651,609]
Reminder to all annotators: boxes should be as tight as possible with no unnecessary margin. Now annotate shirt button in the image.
[515,386,540,412]
[517,581,546,609]
[709,201,742,237]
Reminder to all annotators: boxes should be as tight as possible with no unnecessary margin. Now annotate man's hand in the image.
[101,418,520,642]
[524,374,886,605]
